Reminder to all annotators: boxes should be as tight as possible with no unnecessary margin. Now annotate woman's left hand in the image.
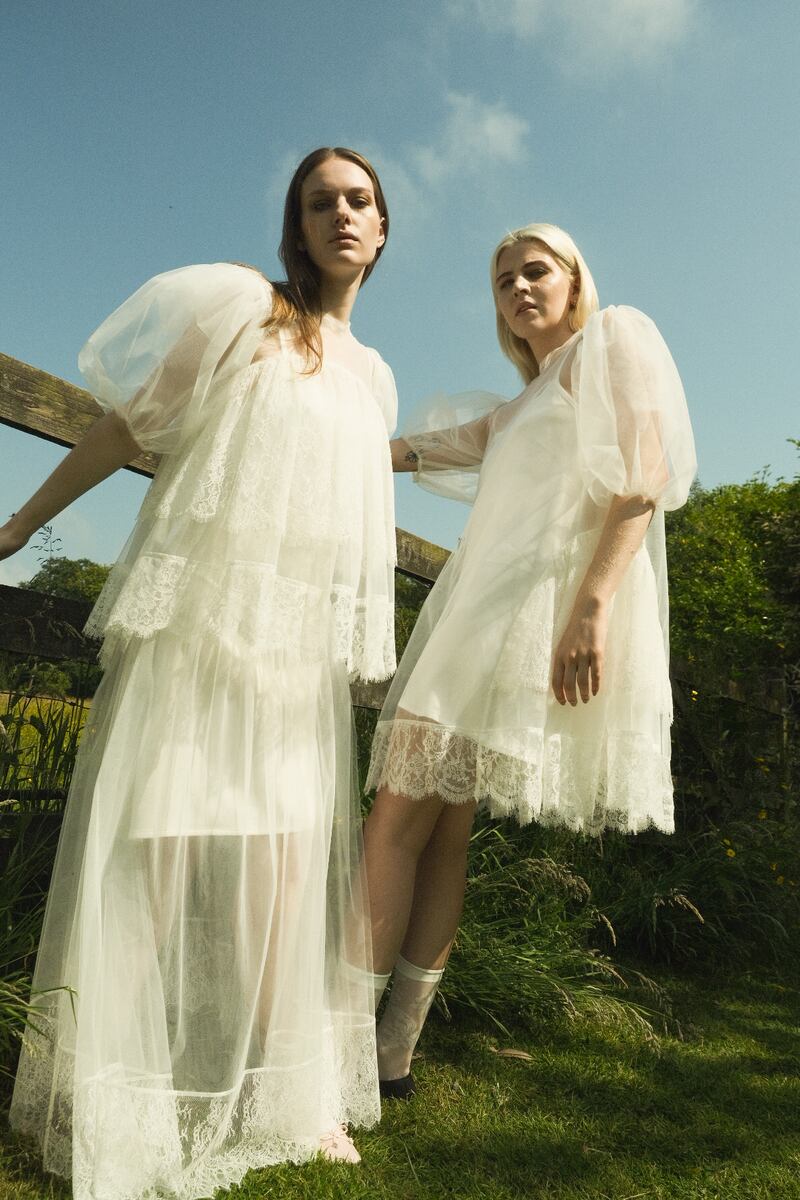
[551,598,609,706]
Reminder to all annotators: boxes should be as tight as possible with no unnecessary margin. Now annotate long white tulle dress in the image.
[10,264,398,1199]
[367,306,696,835]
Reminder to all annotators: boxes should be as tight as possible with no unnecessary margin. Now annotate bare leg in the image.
[366,797,477,1088]
[399,799,477,970]
[362,785,446,974]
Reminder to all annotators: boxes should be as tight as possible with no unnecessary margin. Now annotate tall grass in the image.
[0,662,88,1076]
[0,812,64,1077]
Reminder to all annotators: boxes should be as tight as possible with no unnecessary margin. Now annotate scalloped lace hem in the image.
[11,1022,379,1200]
[366,719,674,834]
[85,556,396,682]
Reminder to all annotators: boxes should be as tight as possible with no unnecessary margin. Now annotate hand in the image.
[0,519,30,562]
[552,598,608,706]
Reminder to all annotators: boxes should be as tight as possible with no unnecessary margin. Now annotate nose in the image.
[511,276,529,297]
[333,198,350,225]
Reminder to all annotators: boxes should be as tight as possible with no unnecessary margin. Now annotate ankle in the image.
[376,956,445,1082]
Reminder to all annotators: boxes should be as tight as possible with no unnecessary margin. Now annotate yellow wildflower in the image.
[776,876,785,885]
[722,838,732,846]
[726,848,736,858]
[757,810,768,820]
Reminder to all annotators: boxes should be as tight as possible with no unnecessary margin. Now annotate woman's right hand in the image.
[0,519,30,562]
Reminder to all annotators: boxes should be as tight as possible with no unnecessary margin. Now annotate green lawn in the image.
[2,966,799,1200]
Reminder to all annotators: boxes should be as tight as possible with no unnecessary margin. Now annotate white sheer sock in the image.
[340,958,392,1013]
[376,955,444,1082]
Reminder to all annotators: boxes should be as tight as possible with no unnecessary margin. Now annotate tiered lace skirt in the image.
[10,630,379,1200]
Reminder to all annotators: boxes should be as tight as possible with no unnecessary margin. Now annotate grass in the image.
[1,965,798,1200]
[0,691,90,805]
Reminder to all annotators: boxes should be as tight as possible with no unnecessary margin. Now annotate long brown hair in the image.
[263,146,389,374]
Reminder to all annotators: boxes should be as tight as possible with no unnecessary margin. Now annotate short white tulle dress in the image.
[367,306,696,834]
[10,264,398,1199]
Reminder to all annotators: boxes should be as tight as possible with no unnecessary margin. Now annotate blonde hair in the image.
[490,223,599,384]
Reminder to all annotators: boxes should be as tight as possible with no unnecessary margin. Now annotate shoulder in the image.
[579,305,672,366]
[356,342,397,391]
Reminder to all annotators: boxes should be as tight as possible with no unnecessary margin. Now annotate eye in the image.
[351,195,371,208]
[311,200,330,211]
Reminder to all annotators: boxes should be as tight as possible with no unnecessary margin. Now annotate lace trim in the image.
[85,556,395,681]
[10,1009,379,1199]
[366,719,674,835]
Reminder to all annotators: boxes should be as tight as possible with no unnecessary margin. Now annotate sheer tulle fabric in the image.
[11,266,397,1198]
[368,306,696,834]
[79,264,398,682]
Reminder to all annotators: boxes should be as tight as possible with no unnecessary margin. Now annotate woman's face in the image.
[494,240,576,350]
[299,157,385,284]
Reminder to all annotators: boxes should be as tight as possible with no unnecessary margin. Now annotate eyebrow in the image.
[305,186,373,197]
[495,259,549,283]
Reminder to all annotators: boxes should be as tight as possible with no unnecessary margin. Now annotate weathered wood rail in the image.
[0,351,790,717]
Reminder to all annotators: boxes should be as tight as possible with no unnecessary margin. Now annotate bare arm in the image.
[390,438,420,472]
[389,412,493,475]
[552,494,655,706]
[0,412,142,560]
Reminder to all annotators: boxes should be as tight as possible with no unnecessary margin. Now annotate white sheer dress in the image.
[10,264,398,1199]
[367,306,696,834]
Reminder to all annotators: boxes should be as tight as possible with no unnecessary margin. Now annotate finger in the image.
[552,657,566,705]
[563,657,578,706]
[591,654,603,696]
[577,657,591,704]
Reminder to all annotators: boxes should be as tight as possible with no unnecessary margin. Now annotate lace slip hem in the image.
[10,1020,379,1200]
[84,555,396,682]
[366,718,674,835]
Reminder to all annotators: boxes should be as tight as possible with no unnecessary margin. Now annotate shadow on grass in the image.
[387,969,800,1197]
[1,969,798,1200]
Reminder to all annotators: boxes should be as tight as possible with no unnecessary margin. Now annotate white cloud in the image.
[447,0,696,73]
[411,92,529,187]
[262,94,529,238]
[563,0,695,67]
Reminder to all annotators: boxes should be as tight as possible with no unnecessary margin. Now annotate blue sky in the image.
[1,0,798,586]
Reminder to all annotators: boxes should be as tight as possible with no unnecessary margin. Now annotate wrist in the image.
[574,591,609,618]
[391,438,419,473]
[5,510,37,545]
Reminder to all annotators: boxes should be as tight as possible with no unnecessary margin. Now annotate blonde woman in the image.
[3,147,397,1193]
[363,223,697,1098]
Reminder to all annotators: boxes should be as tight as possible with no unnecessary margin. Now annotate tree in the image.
[666,458,800,706]
[23,557,110,605]
[17,557,112,698]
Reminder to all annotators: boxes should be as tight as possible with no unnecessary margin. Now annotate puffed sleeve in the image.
[403,391,507,504]
[573,305,696,510]
[78,263,272,454]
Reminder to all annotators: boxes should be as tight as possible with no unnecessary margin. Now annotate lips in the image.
[516,302,537,316]
[331,233,358,244]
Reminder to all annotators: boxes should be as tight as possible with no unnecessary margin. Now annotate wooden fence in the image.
[0,350,789,720]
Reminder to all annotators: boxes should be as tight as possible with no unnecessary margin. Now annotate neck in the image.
[526,318,574,366]
[319,272,364,326]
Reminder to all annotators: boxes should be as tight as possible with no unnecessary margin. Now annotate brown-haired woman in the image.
[2,147,396,1191]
